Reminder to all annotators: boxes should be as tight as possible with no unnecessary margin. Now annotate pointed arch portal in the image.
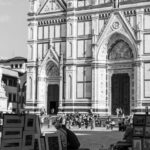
[111,73,130,115]
[47,84,59,114]
[46,61,60,114]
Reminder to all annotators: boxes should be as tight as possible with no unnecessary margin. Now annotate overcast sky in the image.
[0,0,28,59]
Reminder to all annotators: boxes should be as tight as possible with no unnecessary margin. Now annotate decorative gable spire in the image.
[112,0,120,9]
[38,0,64,14]
[29,0,40,13]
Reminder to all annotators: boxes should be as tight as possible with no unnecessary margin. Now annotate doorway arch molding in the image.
[96,32,138,61]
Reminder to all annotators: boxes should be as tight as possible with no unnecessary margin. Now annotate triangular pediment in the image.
[96,11,138,60]
[40,45,59,69]
[38,0,65,15]
[97,11,137,45]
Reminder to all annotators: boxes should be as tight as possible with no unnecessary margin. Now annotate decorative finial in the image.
[112,0,120,9]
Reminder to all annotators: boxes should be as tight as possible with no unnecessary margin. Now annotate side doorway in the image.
[47,84,59,115]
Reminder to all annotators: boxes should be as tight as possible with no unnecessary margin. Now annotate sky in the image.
[0,0,28,59]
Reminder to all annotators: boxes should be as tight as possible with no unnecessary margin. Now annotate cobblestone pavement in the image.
[41,125,124,150]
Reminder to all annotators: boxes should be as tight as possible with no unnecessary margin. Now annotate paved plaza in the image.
[0,124,124,150]
[41,125,124,150]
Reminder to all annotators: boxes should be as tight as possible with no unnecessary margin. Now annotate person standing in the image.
[53,121,67,150]
[62,125,80,150]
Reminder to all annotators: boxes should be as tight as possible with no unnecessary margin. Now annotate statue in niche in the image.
[108,40,133,60]
[112,0,120,9]
[46,61,59,77]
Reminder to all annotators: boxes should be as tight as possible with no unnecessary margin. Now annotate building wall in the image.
[0,58,27,113]
[26,0,150,115]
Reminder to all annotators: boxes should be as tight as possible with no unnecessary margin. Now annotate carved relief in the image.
[67,1,73,8]
[46,61,59,77]
[108,40,133,60]
[112,21,120,30]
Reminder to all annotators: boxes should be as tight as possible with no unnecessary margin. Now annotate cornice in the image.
[38,18,66,26]
[78,15,92,21]
[27,3,150,26]
[66,2,150,17]
[28,12,66,21]
[144,7,150,13]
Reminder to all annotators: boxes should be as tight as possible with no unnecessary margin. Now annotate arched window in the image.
[68,75,72,99]
[29,77,32,99]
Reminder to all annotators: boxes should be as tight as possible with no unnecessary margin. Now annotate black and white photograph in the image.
[146,115,150,126]
[2,127,23,139]
[133,126,144,137]
[22,131,35,150]
[1,139,22,150]
[3,114,24,128]
[45,133,62,150]
[133,138,142,150]
[145,127,150,137]
[0,0,150,150]
[143,139,150,150]
[24,114,36,131]
[133,115,146,126]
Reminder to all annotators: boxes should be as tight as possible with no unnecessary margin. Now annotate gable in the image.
[96,11,138,60]
[38,0,65,14]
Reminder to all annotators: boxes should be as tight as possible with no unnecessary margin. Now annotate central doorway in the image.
[47,84,59,114]
[111,73,130,115]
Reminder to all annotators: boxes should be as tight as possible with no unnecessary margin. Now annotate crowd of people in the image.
[54,112,133,131]
[39,106,134,131]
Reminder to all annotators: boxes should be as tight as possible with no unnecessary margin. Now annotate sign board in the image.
[45,133,62,150]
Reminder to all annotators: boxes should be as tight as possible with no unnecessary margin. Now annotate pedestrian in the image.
[62,125,80,150]
[40,106,46,116]
[119,108,122,116]
[116,108,119,117]
[91,116,95,130]
[110,119,115,130]
[53,121,67,150]
[113,123,133,150]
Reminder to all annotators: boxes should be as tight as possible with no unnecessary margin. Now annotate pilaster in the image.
[26,2,39,112]
[65,4,78,110]
[27,20,38,62]
[136,8,144,56]
[59,53,63,110]
[134,62,142,109]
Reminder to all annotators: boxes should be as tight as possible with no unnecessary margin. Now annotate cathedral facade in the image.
[26,0,150,115]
